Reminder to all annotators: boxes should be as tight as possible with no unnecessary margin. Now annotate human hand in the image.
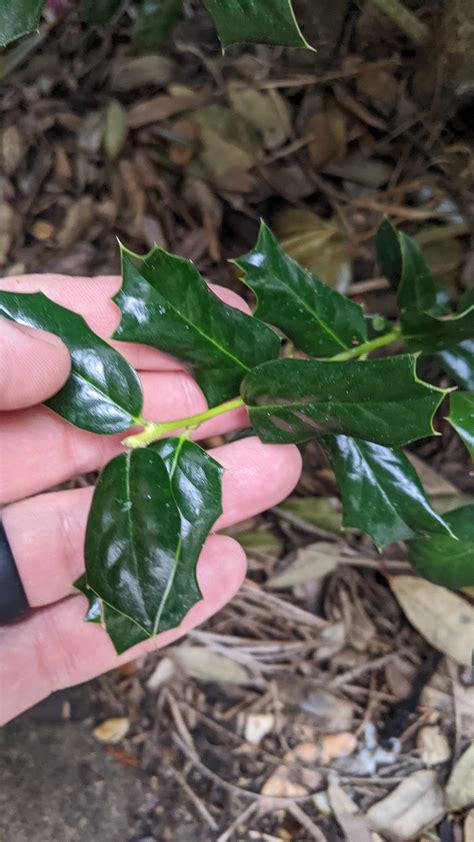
[0,273,301,725]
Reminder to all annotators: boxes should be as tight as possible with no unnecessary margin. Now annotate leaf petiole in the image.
[123,397,245,448]
[330,328,401,362]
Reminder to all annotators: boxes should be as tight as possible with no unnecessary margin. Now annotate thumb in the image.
[0,317,71,410]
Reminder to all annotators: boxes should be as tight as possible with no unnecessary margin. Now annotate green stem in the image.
[330,328,401,362]
[123,397,245,449]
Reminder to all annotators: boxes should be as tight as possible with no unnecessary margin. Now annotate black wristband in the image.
[0,522,30,623]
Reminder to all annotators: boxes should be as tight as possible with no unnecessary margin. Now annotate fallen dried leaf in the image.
[110,54,175,91]
[171,645,253,685]
[168,118,196,167]
[244,713,275,745]
[56,196,95,249]
[0,125,24,176]
[192,105,262,178]
[279,495,342,531]
[269,542,342,589]
[416,726,451,766]
[128,94,204,129]
[445,743,474,811]
[228,84,291,150]
[93,717,130,744]
[367,770,446,840]
[104,100,128,160]
[0,202,18,266]
[389,576,474,666]
[273,211,352,293]
[356,62,398,115]
[276,677,354,731]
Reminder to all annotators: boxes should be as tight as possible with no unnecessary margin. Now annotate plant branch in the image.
[366,0,429,44]
[123,397,245,448]
[330,327,401,362]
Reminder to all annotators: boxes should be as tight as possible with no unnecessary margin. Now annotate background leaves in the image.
[321,435,454,547]
[234,221,366,357]
[114,245,280,406]
[242,356,446,447]
[447,392,474,459]
[407,504,474,588]
[0,290,143,433]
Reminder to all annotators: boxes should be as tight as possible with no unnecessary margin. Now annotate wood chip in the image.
[128,95,205,129]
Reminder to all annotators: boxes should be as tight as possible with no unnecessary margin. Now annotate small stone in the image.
[416,726,451,766]
[244,713,274,746]
[32,220,55,241]
[93,717,130,744]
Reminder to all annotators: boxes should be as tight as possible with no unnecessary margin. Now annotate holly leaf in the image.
[85,449,181,637]
[81,438,223,653]
[447,392,474,459]
[375,218,436,313]
[0,290,143,434]
[113,245,280,407]
[321,435,454,548]
[233,222,367,357]
[402,305,474,353]
[407,504,474,588]
[149,437,223,630]
[203,0,310,49]
[0,0,44,47]
[75,574,147,652]
[437,340,474,390]
[241,356,447,448]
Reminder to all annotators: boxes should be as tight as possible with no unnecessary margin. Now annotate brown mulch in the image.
[1,2,473,840]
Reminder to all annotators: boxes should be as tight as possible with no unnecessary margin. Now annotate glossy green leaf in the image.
[233,222,367,357]
[150,436,223,630]
[132,0,183,51]
[241,356,447,448]
[401,304,474,353]
[448,392,474,459]
[113,245,280,407]
[0,291,143,433]
[407,504,474,588]
[437,340,474,390]
[80,0,121,25]
[321,435,454,548]
[375,218,436,313]
[85,448,181,637]
[0,0,44,47]
[81,438,223,653]
[75,574,147,652]
[203,0,310,49]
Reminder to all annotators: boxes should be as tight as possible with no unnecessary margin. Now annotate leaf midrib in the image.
[250,394,435,411]
[63,369,136,421]
[123,276,252,373]
[152,436,186,637]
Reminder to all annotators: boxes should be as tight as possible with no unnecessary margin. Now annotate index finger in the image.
[0,274,251,371]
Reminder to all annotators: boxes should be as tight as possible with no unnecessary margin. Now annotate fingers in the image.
[0,534,247,726]
[0,318,71,410]
[0,274,251,371]
[0,370,248,504]
[3,437,302,606]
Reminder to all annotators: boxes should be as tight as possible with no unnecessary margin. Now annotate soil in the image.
[0,2,473,840]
